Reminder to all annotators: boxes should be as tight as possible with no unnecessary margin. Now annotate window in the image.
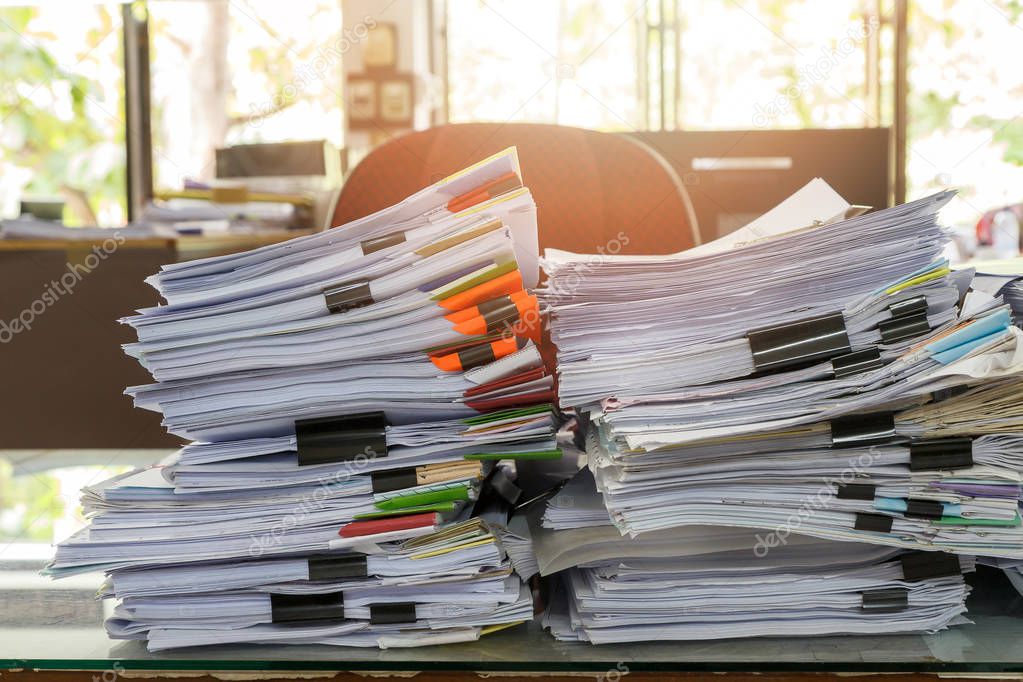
[674,0,876,131]
[148,0,345,190]
[0,4,126,226]
[0,456,137,562]
[906,0,1023,228]
[445,0,646,131]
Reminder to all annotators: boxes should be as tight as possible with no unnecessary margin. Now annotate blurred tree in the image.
[0,6,126,225]
[0,462,65,543]
[149,0,344,187]
[907,0,1023,221]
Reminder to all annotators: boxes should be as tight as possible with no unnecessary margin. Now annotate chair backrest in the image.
[333,123,699,255]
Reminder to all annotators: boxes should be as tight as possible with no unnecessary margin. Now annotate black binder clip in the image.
[324,280,374,314]
[836,483,877,501]
[879,312,930,344]
[830,412,896,448]
[360,232,406,255]
[904,499,945,520]
[295,411,389,466]
[270,592,345,623]
[861,587,909,613]
[476,295,517,316]
[879,295,930,344]
[929,385,970,403]
[831,347,884,378]
[899,551,961,581]
[456,343,499,370]
[909,437,973,471]
[369,602,417,625]
[307,555,369,581]
[371,467,418,494]
[854,512,893,533]
[747,312,851,373]
[888,295,929,319]
[472,296,523,334]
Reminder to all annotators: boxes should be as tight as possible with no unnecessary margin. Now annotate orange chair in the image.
[332,123,699,255]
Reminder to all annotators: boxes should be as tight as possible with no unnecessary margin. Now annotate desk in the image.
[0,232,312,449]
[0,230,314,258]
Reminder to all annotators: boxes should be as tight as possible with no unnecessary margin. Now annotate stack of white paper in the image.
[531,477,973,642]
[102,518,533,650]
[544,540,974,643]
[47,150,552,650]
[541,467,614,530]
[538,180,1023,641]
[971,259,1023,324]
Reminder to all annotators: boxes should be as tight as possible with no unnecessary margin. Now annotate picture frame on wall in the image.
[347,77,377,124]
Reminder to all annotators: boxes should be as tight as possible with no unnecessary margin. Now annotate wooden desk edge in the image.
[0,230,316,252]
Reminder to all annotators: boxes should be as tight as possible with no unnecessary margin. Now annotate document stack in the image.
[538,179,1023,641]
[973,260,1023,324]
[47,149,553,650]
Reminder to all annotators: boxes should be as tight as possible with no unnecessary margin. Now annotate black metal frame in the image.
[122,1,153,222]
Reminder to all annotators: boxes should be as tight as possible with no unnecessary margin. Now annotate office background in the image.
[3,1,1023,238]
[1,0,1022,595]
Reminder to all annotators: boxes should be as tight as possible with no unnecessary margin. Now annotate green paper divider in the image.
[431,260,519,301]
[463,404,554,425]
[374,483,472,511]
[933,513,1021,527]
[464,449,563,461]
[355,501,459,520]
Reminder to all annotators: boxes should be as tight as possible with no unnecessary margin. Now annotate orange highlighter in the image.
[446,172,523,214]
[430,336,522,372]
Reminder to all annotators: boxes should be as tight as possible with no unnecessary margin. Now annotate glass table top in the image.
[2,560,1022,674]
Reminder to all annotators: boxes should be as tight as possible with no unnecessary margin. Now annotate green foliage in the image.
[0,461,67,543]
[0,7,125,223]
[972,115,1023,167]
[908,90,959,140]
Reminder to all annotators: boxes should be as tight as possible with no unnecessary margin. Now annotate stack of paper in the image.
[541,467,614,530]
[532,474,972,642]
[47,150,551,649]
[538,180,1023,640]
[544,540,974,643]
[0,216,177,240]
[141,196,298,233]
[971,259,1023,324]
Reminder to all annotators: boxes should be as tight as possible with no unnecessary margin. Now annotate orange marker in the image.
[444,290,531,324]
[437,270,523,312]
[446,172,522,214]
[508,299,543,344]
[450,295,538,336]
[430,336,521,372]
